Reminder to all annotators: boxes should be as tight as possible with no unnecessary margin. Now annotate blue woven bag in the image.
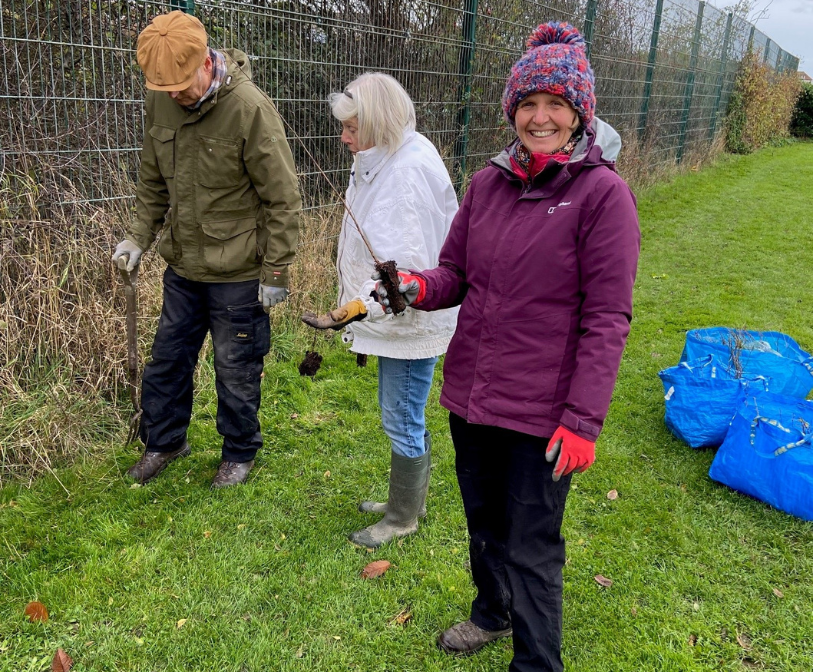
[709,391,813,521]
[659,355,768,448]
[680,328,813,398]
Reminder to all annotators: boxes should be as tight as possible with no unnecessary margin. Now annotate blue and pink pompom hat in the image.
[501,22,596,129]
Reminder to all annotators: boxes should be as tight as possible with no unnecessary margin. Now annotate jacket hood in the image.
[223,48,252,86]
[490,116,622,176]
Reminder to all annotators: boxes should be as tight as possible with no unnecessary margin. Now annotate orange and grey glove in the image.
[372,271,427,309]
[301,298,367,330]
[544,426,596,482]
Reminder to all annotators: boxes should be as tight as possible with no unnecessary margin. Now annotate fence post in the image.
[638,0,664,140]
[676,1,704,163]
[763,37,771,63]
[171,0,196,15]
[775,49,782,71]
[583,0,598,61]
[708,12,733,141]
[747,24,755,53]
[452,0,479,196]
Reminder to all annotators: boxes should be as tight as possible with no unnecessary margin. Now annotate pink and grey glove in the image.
[544,426,596,482]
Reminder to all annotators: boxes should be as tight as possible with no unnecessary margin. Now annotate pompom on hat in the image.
[501,22,596,128]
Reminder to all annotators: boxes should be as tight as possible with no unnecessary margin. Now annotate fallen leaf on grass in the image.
[594,575,613,588]
[737,633,752,650]
[606,489,618,500]
[332,635,341,641]
[290,413,299,419]
[203,531,211,538]
[388,608,413,626]
[51,648,73,671]
[237,524,246,530]
[361,560,391,579]
[24,601,49,622]
[772,588,784,598]
[688,634,697,647]
[176,619,187,629]
[295,644,305,658]
[323,470,331,478]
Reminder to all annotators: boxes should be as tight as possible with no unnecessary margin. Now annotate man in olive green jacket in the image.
[112,11,301,488]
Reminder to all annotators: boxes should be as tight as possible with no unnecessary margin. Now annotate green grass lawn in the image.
[2,142,813,671]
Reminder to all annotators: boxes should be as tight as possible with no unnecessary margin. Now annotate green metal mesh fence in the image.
[0,0,800,213]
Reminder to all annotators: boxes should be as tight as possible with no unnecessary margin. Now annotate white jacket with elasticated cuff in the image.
[336,131,459,360]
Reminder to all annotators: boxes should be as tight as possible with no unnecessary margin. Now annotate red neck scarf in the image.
[508,131,582,184]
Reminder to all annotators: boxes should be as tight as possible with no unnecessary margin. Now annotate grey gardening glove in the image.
[112,239,143,272]
[259,283,289,313]
[371,270,424,309]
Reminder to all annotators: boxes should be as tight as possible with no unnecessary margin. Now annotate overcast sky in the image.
[747,0,813,72]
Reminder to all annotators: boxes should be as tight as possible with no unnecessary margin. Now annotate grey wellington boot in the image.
[349,449,429,549]
[359,432,431,518]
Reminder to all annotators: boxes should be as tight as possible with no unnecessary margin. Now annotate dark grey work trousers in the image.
[450,412,573,672]
[139,267,270,462]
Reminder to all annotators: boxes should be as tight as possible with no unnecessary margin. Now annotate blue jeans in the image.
[377,356,439,457]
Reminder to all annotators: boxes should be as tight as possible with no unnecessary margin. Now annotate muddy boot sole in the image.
[348,519,419,549]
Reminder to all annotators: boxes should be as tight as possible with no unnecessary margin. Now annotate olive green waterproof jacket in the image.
[128,49,301,287]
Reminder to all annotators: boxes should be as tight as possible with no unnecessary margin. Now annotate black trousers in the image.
[450,413,572,672]
[139,267,270,462]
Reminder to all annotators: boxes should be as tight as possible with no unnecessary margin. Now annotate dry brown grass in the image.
[616,128,728,193]
[0,163,342,485]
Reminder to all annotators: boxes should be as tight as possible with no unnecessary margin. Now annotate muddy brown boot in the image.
[211,460,255,489]
[359,433,431,518]
[349,449,428,549]
[126,442,191,484]
[437,620,512,656]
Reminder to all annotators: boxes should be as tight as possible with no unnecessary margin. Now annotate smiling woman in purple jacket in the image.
[377,21,640,672]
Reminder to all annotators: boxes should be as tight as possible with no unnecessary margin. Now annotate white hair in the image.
[328,72,416,154]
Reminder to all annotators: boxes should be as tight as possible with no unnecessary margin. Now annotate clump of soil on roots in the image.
[298,350,323,377]
[375,260,406,314]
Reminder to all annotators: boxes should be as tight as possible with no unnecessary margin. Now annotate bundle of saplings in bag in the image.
[658,355,768,448]
[709,390,813,521]
[681,328,813,398]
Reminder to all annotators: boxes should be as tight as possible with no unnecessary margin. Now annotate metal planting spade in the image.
[117,258,142,444]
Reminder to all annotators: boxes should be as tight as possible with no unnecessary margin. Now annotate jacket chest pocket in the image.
[198,135,242,188]
[149,125,176,178]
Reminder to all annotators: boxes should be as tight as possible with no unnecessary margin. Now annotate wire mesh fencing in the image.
[0,0,799,218]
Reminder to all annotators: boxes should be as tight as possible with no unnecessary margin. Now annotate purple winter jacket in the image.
[415,119,640,441]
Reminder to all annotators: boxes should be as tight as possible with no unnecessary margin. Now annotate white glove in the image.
[112,240,143,272]
[259,284,289,313]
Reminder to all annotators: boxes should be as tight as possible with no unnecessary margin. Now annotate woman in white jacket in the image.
[303,72,458,548]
